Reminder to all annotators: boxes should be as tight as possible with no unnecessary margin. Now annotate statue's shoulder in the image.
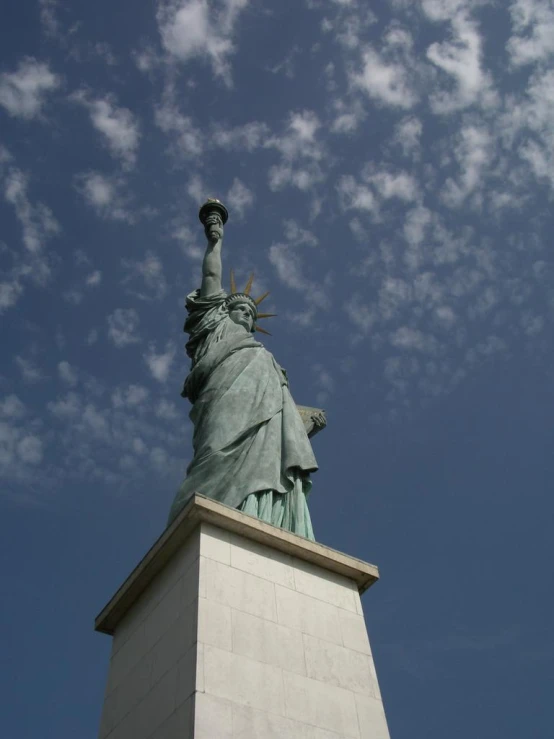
[185,288,227,313]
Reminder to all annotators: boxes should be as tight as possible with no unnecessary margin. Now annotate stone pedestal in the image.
[95,495,391,739]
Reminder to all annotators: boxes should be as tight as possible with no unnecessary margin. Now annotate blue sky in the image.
[1,0,554,736]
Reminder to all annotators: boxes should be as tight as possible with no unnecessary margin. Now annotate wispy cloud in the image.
[121,252,168,301]
[268,223,330,327]
[226,178,254,219]
[15,356,46,384]
[57,361,78,387]
[507,0,554,67]
[4,168,60,253]
[154,82,203,160]
[392,116,423,159]
[74,171,134,221]
[212,121,269,151]
[107,308,141,347]
[353,47,418,109]
[441,124,493,207]
[425,9,497,113]
[0,57,60,119]
[38,0,61,38]
[156,0,251,84]
[71,90,141,168]
[144,342,177,382]
[266,110,326,193]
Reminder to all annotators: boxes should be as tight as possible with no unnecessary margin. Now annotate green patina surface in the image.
[168,200,325,540]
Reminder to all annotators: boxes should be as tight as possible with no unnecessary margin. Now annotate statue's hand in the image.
[311,410,327,431]
[205,223,223,245]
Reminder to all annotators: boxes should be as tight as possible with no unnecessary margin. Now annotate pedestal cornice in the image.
[95,494,379,636]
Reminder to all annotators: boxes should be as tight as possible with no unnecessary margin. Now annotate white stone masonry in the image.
[95,495,391,739]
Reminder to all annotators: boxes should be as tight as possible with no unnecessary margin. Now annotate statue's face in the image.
[229,302,255,332]
[204,212,223,243]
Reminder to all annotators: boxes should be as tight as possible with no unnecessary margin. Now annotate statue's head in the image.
[224,271,275,336]
[226,294,257,333]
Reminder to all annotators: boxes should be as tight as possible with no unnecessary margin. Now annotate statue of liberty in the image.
[168,199,326,540]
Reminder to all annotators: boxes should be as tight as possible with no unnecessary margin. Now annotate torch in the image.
[198,198,229,244]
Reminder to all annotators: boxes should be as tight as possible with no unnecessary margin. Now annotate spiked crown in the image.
[225,270,276,335]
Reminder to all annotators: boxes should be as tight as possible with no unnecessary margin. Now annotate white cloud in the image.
[0,280,24,313]
[353,48,417,108]
[112,384,150,408]
[144,342,176,382]
[266,110,326,192]
[43,385,184,490]
[508,0,554,67]
[47,392,81,419]
[337,175,378,215]
[75,171,133,221]
[58,361,78,387]
[366,168,420,202]
[86,270,102,287]
[269,244,306,292]
[4,168,60,253]
[393,116,423,158]
[121,252,168,301]
[171,221,204,261]
[520,310,544,336]
[15,356,45,383]
[39,0,61,38]
[156,0,250,83]
[500,68,554,192]
[155,398,179,420]
[404,205,432,246]
[0,395,26,419]
[467,284,498,318]
[17,435,43,464]
[283,220,318,247]
[441,124,493,207]
[269,230,329,325]
[344,293,376,334]
[107,308,141,347]
[132,46,161,73]
[330,104,365,135]
[63,288,83,305]
[0,420,43,479]
[426,12,497,113]
[187,174,206,204]
[154,89,203,159]
[312,363,334,406]
[212,121,269,151]
[319,1,377,50]
[390,326,437,353]
[337,166,419,218]
[72,91,140,168]
[378,277,412,320]
[226,178,254,219]
[465,335,508,367]
[435,305,457,326]
[0,57,60,119]
[82,404,110,437]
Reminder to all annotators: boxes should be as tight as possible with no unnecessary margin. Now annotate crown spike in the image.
[244,272,255,296]
[257,313,277,319]
[230,269,237,295]
[254,291,270,306]
[255,325,272,335]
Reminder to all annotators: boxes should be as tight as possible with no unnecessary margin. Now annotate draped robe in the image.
[168,289,318,539]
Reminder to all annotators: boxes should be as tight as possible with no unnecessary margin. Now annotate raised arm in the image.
[201,240,223,297]
[200,212,224,297]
